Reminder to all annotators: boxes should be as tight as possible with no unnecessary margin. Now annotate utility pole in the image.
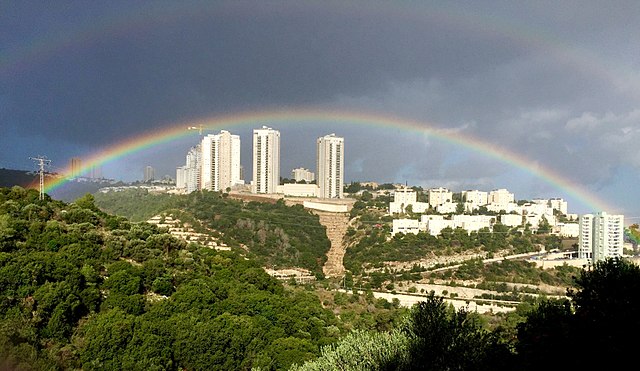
[29,156,51,200]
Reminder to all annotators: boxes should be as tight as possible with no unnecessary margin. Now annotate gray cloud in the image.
[2,1,639,214]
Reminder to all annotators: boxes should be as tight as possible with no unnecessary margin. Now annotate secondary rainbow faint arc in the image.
[44,108,613,212]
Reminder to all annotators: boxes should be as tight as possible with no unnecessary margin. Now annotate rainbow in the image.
[44,108,614,213]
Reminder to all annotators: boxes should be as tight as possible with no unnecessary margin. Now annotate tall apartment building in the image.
[176,166,187,189]
[201,130,241,192]
[579,212,624,261]
[185,145,201,193]
[291,167,315,183]
[252,126,280,194]
[144,166,155,182]
[317,134,344,199]
[70,157,82,178]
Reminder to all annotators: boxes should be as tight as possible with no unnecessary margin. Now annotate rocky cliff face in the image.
[315,210,351,278]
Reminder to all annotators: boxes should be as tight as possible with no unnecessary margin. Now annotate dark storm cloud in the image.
[3,1,526,145]
[2,1,640,213]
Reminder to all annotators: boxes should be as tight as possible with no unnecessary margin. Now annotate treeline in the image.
[0,187,338,370]
[344,223,561,275]
[94,189,331,274]
[295,258,640,370]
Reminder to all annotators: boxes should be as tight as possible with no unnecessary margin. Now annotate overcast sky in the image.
[2,1,639,217]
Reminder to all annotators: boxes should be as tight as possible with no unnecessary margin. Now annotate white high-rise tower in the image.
[201,130,241,192]
[579,212,624,261]
[252,126,280,194]
[317,133,344,199]
[185,144,201,193]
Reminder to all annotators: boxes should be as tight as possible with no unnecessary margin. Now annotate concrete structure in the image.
[291,167,315,183]
[176,166,187,189]
[423,218,457,236]
[144,166,155,182]
[303,201,349,213]
[392,218,421,236]
[488,189,515,208]
[555,222,579,238]
[252,126,280,194]
[549,198,568,215]
[436,202,458,214]
[452,215,494,232]
[500,214,523,227]
[428,187,453,208]
[462,190,488,212]
[486,202,521,214]
[185,145,201,193]
[276,183,319,197]
[317,134,344,199]
[389,187,429,214]
[201,130,241,192]
[579,212,624,261]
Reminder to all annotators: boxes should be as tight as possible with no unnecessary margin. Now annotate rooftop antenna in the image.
[29,155,51,200]
[188,124,204,135]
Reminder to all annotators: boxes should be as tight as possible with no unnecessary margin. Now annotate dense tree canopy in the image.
[0,187,339,369]
[95,189,331,274]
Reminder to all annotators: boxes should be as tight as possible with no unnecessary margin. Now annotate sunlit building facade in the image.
[317,134,344,199]
[201,130,241,192]
[252,126,280,194]
[579,212,624,261]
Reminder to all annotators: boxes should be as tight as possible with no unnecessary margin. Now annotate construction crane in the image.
[29,155,51,200]
[187,124,204,135]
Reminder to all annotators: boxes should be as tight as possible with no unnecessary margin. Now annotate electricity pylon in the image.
[29,156,51,200]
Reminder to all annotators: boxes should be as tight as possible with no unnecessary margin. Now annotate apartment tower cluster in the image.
[176,127,344,199]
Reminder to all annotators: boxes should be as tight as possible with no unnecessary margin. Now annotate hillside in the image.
[94,189,331,275]
[0,187,349,369]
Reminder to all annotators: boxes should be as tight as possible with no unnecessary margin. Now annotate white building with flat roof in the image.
[499,214,523,227]
[452,215,494,232]
[276,183,319,197]
[462,190,488,212]
[488,189,515,208]
[390,188,429,214]
[392,218,421,236]
[252,126,280,194]
[428,187,453,208]
[555,222,579,238]
[486,202,521,214]
[291,167,315,183]
[549,198,568,215]
[317,134,344,199]
[436,202,458,214]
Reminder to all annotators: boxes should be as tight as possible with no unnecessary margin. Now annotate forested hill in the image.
[94,189,331,275]
[0,186,341,369]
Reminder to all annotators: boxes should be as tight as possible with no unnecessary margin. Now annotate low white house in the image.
[499,214,523,227]
[276,183,319,197]
[392,218,421,236]
[554,222,579,237]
